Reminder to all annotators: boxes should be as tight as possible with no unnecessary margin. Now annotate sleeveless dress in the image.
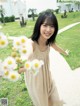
[24,42,63,106]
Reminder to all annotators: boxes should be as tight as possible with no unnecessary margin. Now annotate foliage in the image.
[0,5,5,25]
[54,9,60,14]
[0,15,15,23]
[28,8,38,21]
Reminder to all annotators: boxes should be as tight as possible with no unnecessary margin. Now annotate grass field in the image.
[0,11,80,106]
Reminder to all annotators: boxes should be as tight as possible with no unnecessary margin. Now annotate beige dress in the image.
[24,42,63,106]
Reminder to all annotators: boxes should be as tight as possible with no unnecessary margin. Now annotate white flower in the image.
[20,47,28,55]
[24,59,44,75]
[32,59,44,71]
[24,61,32,70]
[8,71,21,82]
[19,47,29,60]
[3,56,17,70]
[1,60,10,77]
[0,32,8,48]
[0,39,8,48]
[19,36,29,46]
[2,63,9,71]
[13,38,21,50]
[20,55,27,61]
[3,70,10,79]
[20,45,32,60]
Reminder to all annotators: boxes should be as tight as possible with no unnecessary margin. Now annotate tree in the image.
[28,8,37,21]
[19,14,26,27]
[0,5,5,25]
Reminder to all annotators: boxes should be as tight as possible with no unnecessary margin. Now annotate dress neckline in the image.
[34,41,49,53]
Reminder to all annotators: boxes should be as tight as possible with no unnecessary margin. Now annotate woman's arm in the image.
[51,43,69,56]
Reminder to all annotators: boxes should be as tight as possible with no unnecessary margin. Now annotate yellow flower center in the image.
[8,60,12,65]
[21,39,25,43]
[0,40,5,45]
[22,49,27,54]
[16,42,20,45]
[10,74,16,79]
[35,63,39,68]
[5,71,9,76]
[4,66,7,69]
[25,64,30,68]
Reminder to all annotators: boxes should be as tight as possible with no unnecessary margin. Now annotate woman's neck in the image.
[37,36,48,51]
[38,36,47,46]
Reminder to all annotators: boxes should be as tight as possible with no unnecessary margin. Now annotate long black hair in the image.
[31,9,58,45]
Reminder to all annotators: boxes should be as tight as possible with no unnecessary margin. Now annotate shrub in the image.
[0,15,15,23]
[10,15,15,22]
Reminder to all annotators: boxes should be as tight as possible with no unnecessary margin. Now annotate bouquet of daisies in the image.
[0,32,44,82]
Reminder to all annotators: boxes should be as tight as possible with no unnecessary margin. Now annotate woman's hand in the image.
[18,67,26,74]
[65,49,70,56]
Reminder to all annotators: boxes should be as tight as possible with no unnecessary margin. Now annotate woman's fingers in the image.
[18,67,26,74]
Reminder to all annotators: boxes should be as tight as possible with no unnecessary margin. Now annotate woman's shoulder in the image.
[28,38,35,51]
[50,43,57,48]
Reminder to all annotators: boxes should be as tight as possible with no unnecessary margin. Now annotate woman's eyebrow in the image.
[43,23,54,26]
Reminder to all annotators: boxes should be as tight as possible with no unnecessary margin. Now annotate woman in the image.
[19,10,64,106]
[18,10,80,106]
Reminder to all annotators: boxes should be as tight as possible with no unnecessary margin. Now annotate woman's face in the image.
[40,20,55,40]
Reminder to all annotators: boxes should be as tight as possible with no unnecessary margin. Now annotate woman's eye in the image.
[50,25,54,27]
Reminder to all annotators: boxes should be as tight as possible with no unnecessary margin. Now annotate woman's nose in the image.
[46,26,51,31]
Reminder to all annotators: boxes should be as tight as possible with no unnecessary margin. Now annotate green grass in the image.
[0,77,32,106]
[0,11,80,36]
[57,24,80,69]
[56,11,80,29]
[0,20,35,37]
[0,11,80,106]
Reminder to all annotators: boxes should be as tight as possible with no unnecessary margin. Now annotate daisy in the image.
[2,63,9,71]
[19,46,30,61]
[19,36,29,46]
[13,38,21,50]
[8,71,21,82]
[0,32,8,48]
[3,56,17,70]
[3,70,10,79]
[0,39,8,48]
[24,61,32,70]
[32,59,44,71]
